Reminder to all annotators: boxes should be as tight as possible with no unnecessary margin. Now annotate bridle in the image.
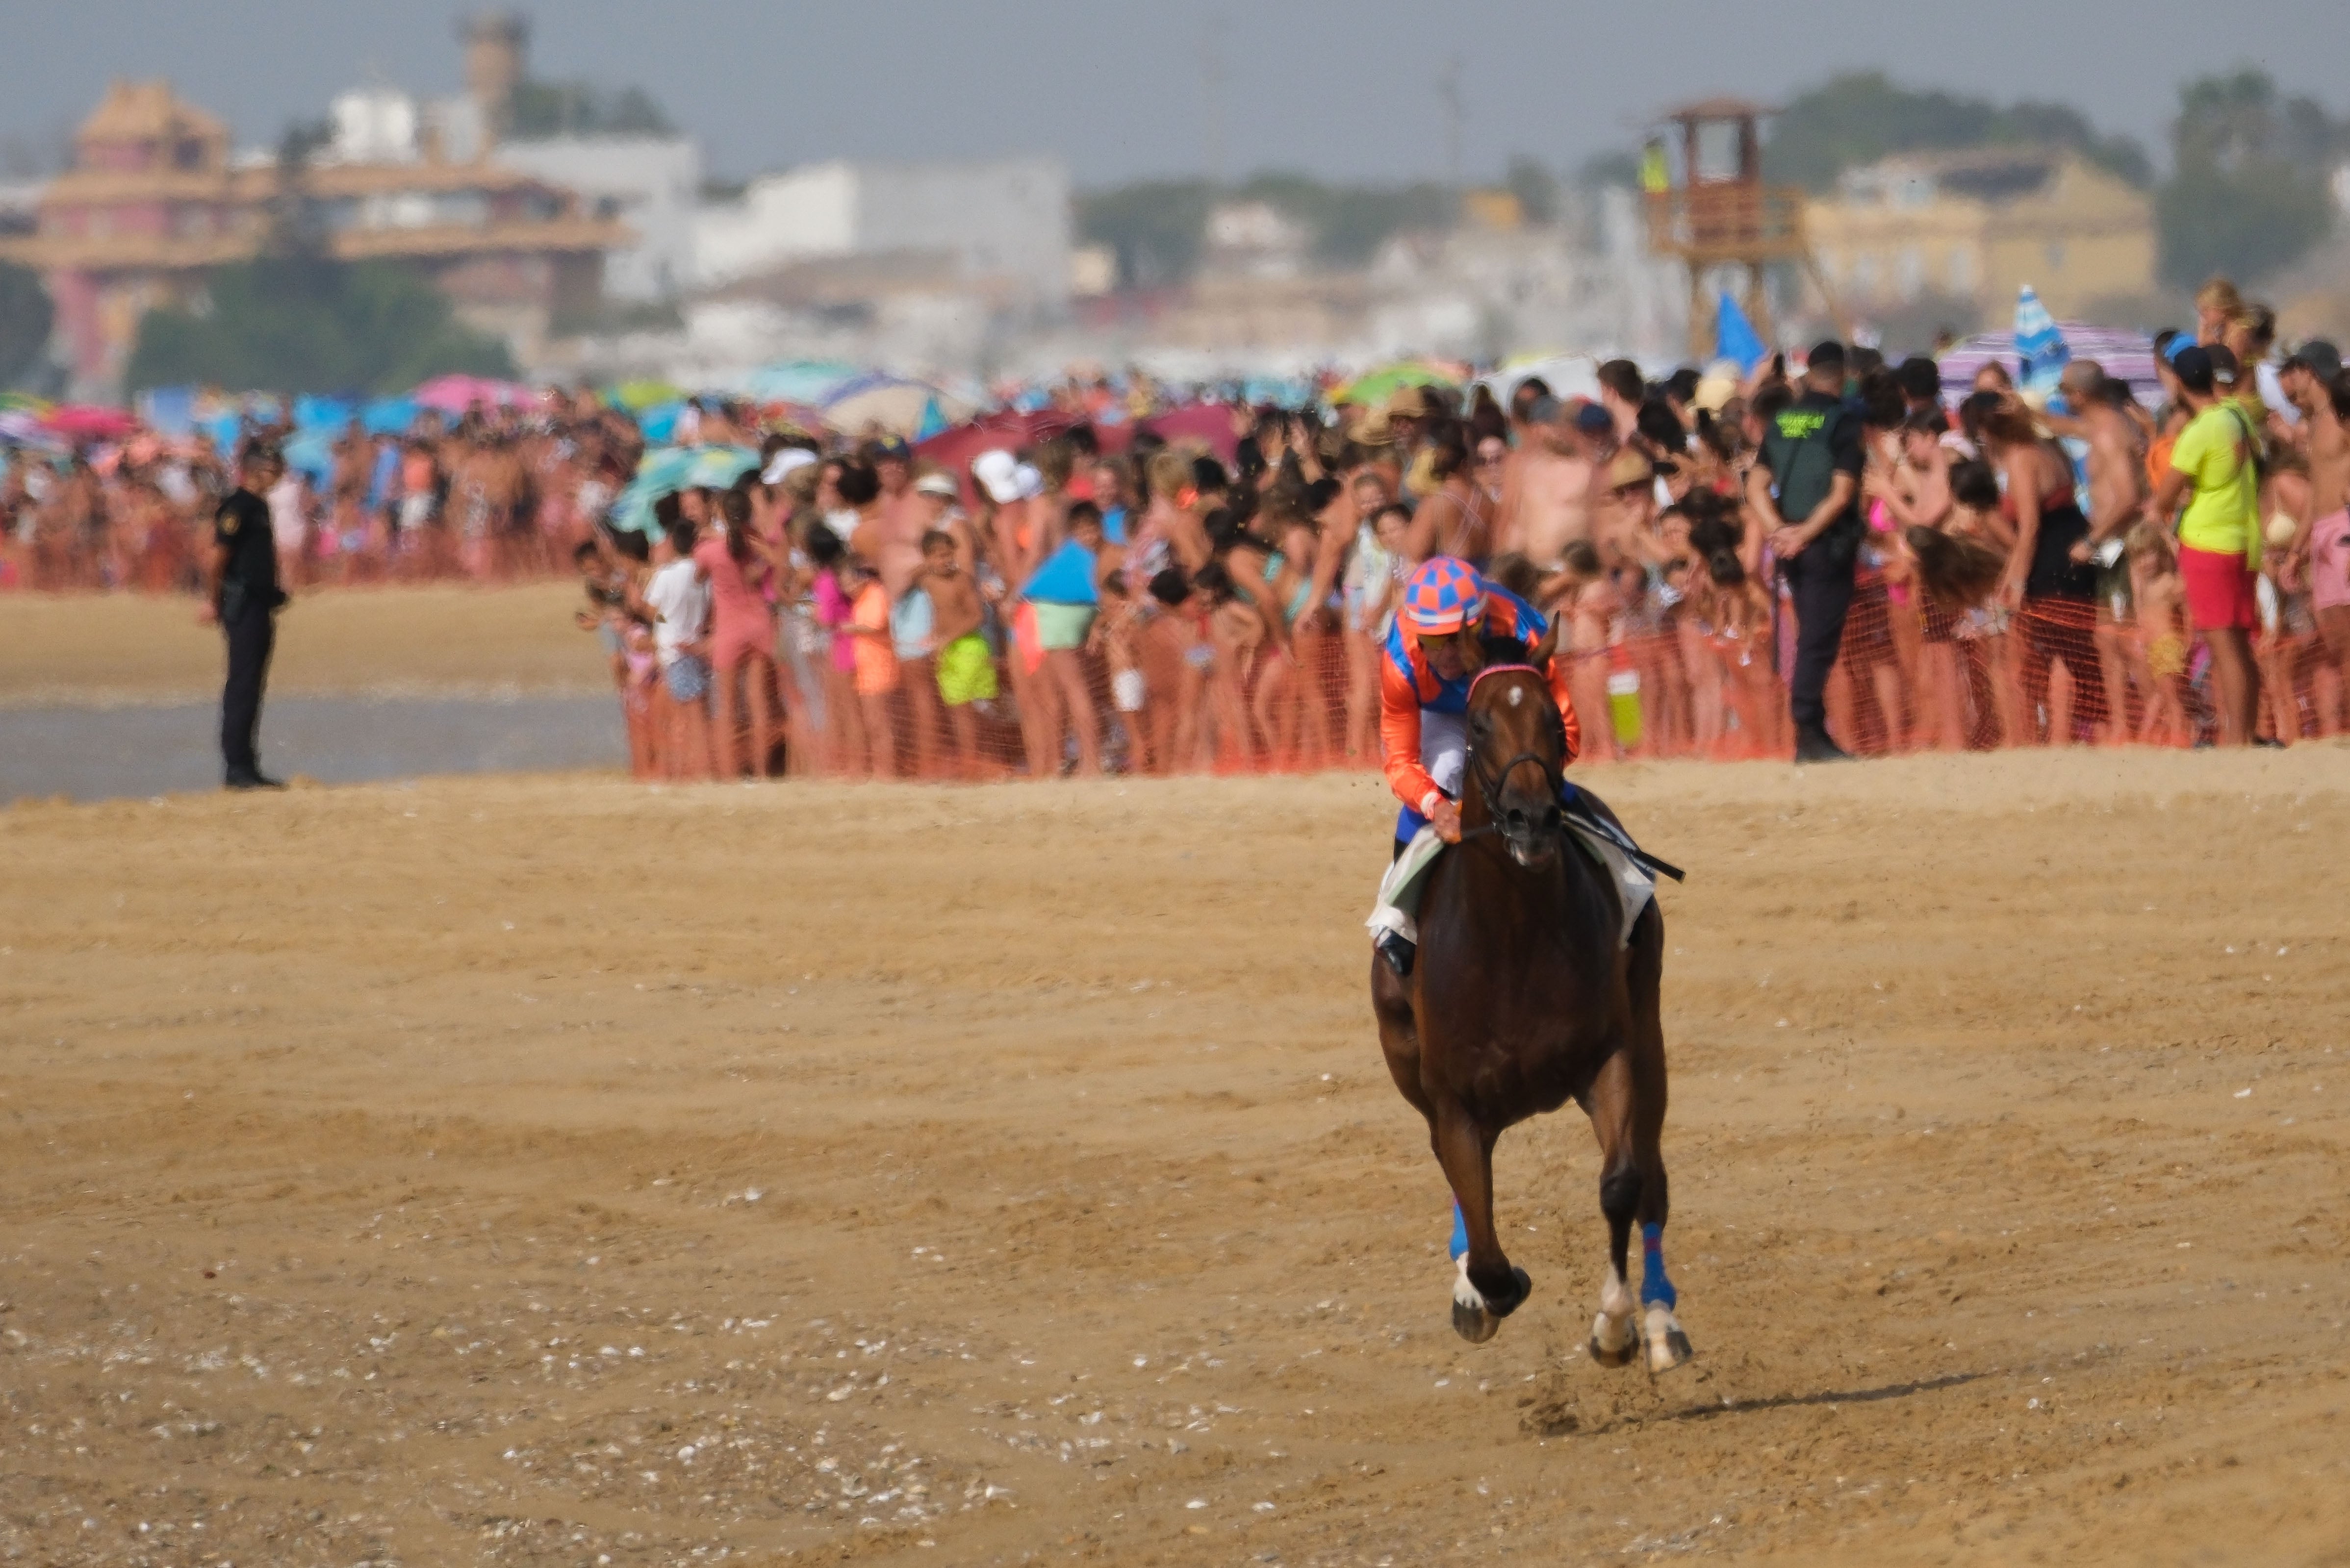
[1460,663,1565,845]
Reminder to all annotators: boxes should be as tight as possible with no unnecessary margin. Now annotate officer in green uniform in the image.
[1746,341,1865,762]
[205,439,289,789]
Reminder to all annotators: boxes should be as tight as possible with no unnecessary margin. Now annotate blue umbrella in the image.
[915,395,950,442]
[744,359,864,405]
[281,427,335,484]
[363,397,420,435]
[686,444,760,490]
[637,401,684,445]
[604,445,756,536]
[293,395,356,431]
[137,386,199,437]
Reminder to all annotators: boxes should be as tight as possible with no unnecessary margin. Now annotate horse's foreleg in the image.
[1584,1051,1641,1368]
[1627,910,1692,1374]
[1430,1103,1528,1344]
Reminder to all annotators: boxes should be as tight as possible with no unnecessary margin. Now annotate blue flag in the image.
[1714,291,1767,374]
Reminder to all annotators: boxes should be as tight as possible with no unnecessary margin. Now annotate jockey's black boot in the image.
[1376,931,1416,978]
[1793,724,1853,763]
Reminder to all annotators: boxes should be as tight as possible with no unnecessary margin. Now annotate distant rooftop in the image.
[1836,146,2082,207]
[78,79,228,151]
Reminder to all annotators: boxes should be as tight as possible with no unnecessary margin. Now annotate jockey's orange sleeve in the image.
[1379,657,1442,813]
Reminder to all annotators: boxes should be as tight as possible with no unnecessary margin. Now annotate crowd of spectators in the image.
[13,271,2347,776]
[585,301,2348,780]
[0,387,645,595]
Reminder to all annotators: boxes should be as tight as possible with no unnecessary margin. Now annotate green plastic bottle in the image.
[1607,653,1643,750]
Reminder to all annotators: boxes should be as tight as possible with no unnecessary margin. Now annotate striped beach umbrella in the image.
[1938,323,2160,407]
[2012,285,2069,395]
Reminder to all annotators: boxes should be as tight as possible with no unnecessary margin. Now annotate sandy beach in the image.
[0,584,604,709]
[3,746,2346,1564]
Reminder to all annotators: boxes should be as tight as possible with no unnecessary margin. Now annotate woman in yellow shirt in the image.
[2151,344,2263,745]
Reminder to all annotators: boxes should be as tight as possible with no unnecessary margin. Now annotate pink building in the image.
[0,80,628,396]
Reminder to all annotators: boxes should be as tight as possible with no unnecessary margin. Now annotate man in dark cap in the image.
[2279,340,2343,437]
[1745,341,1866,761]
[202,439,291,788]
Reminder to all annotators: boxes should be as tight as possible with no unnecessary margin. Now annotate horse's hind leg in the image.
[1628,904,1693,1373]
[1583,1050,1641,1367]
[1431,1102,1529,1344]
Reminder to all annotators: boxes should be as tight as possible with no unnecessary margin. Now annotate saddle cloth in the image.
[1366,817,1655,952]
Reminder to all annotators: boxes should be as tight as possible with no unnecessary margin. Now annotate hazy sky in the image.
[2,0,2343,186]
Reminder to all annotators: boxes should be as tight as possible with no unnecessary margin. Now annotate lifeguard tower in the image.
[1641,97,1838,362]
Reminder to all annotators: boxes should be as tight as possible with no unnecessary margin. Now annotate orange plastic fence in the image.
[635,584,2349,782]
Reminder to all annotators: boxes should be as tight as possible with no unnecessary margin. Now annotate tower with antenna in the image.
[460,10,529,149]
[1437,54,1463,189]
[1200,12,1226,190]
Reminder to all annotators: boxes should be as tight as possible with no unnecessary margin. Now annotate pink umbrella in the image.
[915,410,1089,510]
[1134,402,1244,463]
[411,375,533,413]
[41,403,138,440]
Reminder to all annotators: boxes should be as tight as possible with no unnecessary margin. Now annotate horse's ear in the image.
[1530,611,1561,667]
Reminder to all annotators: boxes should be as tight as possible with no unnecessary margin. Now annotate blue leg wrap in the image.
[1639,1221,1677,1309]
[1449,1200,1469,1262]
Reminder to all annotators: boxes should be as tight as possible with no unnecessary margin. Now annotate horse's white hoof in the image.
[1452,1259,1530,1345]
[1588,1310,1637,1368]
[1642,1304,1693,1374]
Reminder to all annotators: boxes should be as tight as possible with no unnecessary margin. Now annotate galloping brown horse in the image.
[1370,621,1691,1371]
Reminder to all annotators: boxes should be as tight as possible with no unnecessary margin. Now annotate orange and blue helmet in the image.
[1400,556,1484,636]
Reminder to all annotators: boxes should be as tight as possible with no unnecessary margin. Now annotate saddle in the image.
[1368,789,1673,953]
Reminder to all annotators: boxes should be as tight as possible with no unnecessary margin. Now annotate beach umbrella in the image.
[756,400,832,435]
[293,394,357,430]
[1482,353,1603,407]
[1938,322,2159,407]
[2011,286,2069,395]
[608,378,685,412]
[743,358,864,405]
[826,377,974,437]
[362,397,420,435]
[1334,361,1459,406]
[136,386,198,437]
[686,444,760,490]
[1240,374,1316,407]
[411,374,532,413]
[605,445,695,537]
[636,401,685,445]
[1135,402,1245,463]
[41,404,137,440]
[281,428,337,484]
[633,444,702,493]
[602,443,763,537]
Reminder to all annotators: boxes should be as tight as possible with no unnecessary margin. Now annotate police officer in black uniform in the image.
[206,439,289,789]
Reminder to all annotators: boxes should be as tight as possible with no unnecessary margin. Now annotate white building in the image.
[496,135,701,301]
[694,157,1070,304]
[323,85,485,167]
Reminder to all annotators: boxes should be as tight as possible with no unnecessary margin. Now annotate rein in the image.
[1451,662,1686,883]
